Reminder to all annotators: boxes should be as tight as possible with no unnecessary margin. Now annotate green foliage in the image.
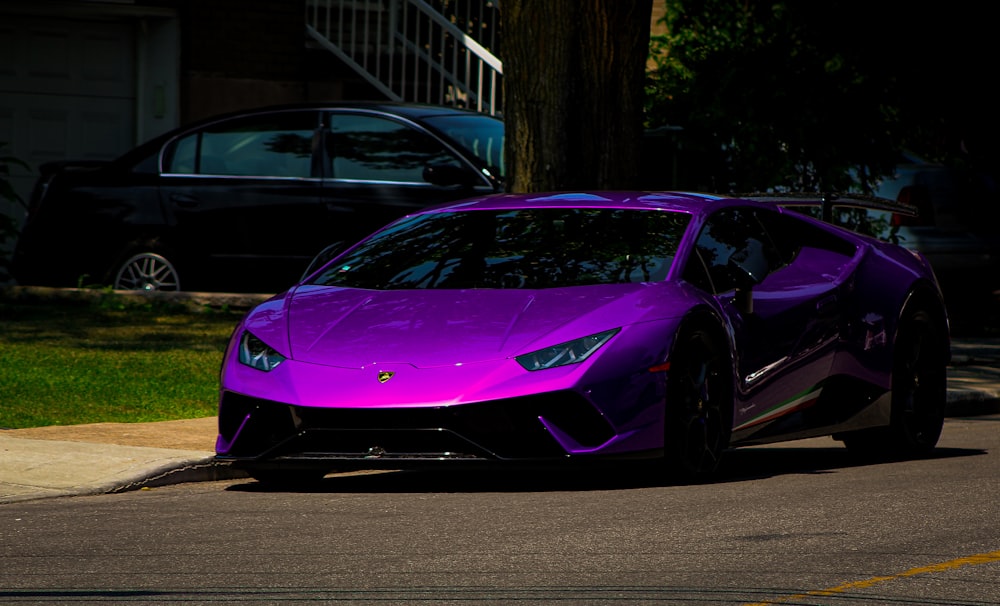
[0,300,241,428]
[0,142,30,282]
[645,1,908,194]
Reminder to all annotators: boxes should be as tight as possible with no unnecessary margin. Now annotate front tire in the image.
[664,323,733,480]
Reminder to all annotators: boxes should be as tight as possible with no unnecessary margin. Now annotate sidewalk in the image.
[2,338,997,504]
[0,417,245,503]
[944,338,1000,414]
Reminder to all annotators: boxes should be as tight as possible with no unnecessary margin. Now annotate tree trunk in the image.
[501,0,653,192]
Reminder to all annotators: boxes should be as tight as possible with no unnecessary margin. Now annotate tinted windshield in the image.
[311,208,690,290]
[423,114,505,178]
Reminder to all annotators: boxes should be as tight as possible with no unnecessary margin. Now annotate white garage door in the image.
[0,14,136,226]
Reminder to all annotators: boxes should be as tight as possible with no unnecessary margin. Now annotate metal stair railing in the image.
[305,0,503,115]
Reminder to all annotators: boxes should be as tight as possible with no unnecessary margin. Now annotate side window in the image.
[132,148,164,174]
[328,113,463,182]
[163,111,318,177]
[683,207,784,294]
[769,206,859,256]
[752,207,797,267]
[683,247,715,293]
[165,134,197,174]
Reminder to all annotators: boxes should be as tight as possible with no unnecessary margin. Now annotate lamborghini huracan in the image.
[215,191,950,484]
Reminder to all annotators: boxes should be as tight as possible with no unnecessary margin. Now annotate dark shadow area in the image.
[716,445,985,482]
[942,283,1000,338]
[224,445,987,494]
[227,465,662,494]
[0,300,238,353]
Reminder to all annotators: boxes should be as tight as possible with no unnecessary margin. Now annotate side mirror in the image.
[728,239,770,314]
[423,163,480,187]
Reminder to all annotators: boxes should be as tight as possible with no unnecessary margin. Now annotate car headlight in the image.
[515,328,620,371]
[238,332,286,372]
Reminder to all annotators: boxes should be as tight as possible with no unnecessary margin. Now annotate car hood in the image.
[246,283,694,369]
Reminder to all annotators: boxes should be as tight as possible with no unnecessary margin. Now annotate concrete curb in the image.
[106,459,250,494]
[0,434,247,504]
[0,452,249,504]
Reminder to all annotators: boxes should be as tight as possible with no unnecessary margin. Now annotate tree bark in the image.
[501,0,653,192]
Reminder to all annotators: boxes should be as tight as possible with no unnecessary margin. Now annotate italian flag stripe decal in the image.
[734,385,824,432]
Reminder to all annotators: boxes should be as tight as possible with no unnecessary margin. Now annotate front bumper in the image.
[215,389,636,469]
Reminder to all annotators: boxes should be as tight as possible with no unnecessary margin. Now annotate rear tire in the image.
[663,323,732,480]
[843,306,947,458]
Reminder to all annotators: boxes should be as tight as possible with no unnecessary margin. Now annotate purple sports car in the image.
[215,191,950,484]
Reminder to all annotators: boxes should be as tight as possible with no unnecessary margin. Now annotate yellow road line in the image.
[745,549,1000,605]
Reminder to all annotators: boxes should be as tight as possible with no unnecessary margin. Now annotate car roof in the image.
[385,190,914,224]
[417,191,744,215]
[114,101,499,168]
[180,101,494,130]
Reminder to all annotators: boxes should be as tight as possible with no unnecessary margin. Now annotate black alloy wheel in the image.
[888,308,947,455]
[664,324,732,480]
[842,306,947,458]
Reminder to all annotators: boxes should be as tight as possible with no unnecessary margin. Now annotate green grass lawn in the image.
[0,297,243,429]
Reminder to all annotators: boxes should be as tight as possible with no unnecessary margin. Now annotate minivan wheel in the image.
[113,252,181,291]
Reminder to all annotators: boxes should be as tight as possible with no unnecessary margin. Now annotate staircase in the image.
[305,0,503,115]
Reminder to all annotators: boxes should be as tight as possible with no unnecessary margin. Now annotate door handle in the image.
[170,193,201,208]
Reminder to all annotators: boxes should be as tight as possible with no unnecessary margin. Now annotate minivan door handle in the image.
[169,193,201,208]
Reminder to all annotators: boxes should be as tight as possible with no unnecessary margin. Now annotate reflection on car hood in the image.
[280,283,686,368]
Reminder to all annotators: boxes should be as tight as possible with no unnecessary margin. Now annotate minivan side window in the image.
[163,111,319,178]
[328,113,463,182]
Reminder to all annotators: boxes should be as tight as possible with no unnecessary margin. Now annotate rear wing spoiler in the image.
[738,192,919,222]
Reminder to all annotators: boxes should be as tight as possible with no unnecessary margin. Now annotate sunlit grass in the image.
[0,300,242,428]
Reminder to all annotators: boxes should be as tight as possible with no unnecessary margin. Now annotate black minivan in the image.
[12,103,505,293]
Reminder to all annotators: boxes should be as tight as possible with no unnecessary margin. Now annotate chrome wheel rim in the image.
[114,253,180,291]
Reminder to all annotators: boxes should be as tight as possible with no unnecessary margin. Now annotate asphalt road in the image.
[2,414,998,605]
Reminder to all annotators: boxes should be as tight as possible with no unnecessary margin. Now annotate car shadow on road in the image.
[224,445,986,494]
[716,445,985,483]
